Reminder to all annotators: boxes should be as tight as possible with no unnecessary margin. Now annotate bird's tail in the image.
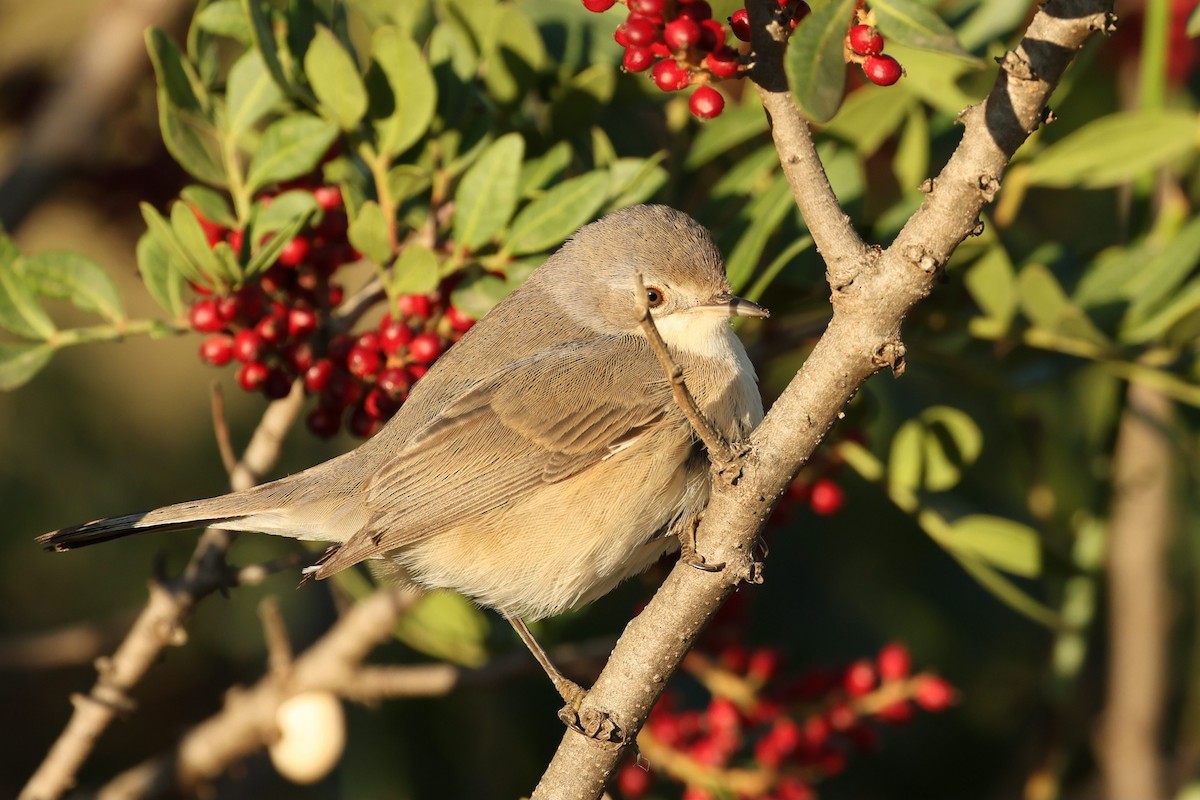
[37,491,277,551]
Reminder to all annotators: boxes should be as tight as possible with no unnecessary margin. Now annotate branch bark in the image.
[533,2,1116,797]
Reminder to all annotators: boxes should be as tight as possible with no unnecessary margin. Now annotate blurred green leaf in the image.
[387,164,433,205]
[506,171,610,255]
[893,105,930,191]
[725,175,794,292]
[684,104,769,169]
[136,232,186,318]
[1121,278,1200,344]
[1190,4,1200,37]
[389,243,440,296]
[0,342,55,391]
[871,0,971,58]
[348,200,393,263]
[195,0,252,43]
[944,515,1041,577]
[519,141,574,198]
[963,244,1017,331]
[244,209,315,278]
[145,28,209,114]
[1025,110,1199,188]
[453,132,524,251]
[140,203,207,287]
[606,155,668,212]
[889,406,983,493]
[226,49,282,135]
[22,251,124,323]
[451,268,510,317]
[171,200,230,282]
[0,265,55,340]
[786,0,855,122]
[550,63,616,138]
[306,26,367,131]
[955,0,1029,50]
[484,5,546,105]
[394,590,490,667]
[255,190,319,237]
[824,85,915,156]
[181,186,236,228]
[246,114,339,193]
[371,27,438,158]
[243,0,291,95]
[1018,262,1110,345]
[883,43,981,115]
[147,28,224,185]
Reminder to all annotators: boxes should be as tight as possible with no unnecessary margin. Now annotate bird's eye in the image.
[646,287,665,308]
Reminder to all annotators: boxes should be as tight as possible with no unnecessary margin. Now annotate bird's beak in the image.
[703,292,770,319]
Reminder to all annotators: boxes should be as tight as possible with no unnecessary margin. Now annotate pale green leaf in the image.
[136,232,186,318]
[945,515,1042,577]
[453,133,524,251]
[246,114,339,193]
[348,200,393,264]
[305,26,367,131]
[22,251,124,322]
[371,27,437,158]
[227,49,282,135]
[786,0,856,122]
[0,341,55,391]
[506,172,610,256]
[0,265,56,340]
[389,243,439,296]
[871,0,971,57]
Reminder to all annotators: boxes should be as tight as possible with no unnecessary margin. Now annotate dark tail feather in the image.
[38,506,245,551]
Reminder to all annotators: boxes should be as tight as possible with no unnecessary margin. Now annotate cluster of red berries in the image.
[187,181,474,439]
[581,0,798,119]
[616,642,955,800]
[846,5,902,86]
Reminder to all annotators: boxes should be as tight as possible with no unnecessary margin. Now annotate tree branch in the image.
[532,2,1116,797]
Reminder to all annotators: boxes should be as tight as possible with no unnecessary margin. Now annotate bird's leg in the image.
[503,612,588,707]
[678,515,725,572]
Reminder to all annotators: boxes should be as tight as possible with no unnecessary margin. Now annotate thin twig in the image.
[633,271,733,462]
[208,382,238,477]
[258,597,293,679]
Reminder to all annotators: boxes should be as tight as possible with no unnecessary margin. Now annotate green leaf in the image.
[181,185,236,228]
[882,43,981,115]
[22,251,124,323]
[0,265,56,340]
[195,0,252,43]
[305,26,367,131]
[1017,262,1071,329]
[888,406,983,493]
[389,243,439,296]
[725,175,795,292]
[348,200,393,264]
[963,244,1017,329]
[549,63,616,138]
[450,269,510,318]
[1121,277,1200,344]
[893,105,930,191]
[246,114,339,193]
[371,27,437,158]
[786,0,856,123]
[244,209,315,279]
[171,200,229,283]
[394,589,490,667]
[871,0,971,58]
[227,49,282,135]
[453,132,524,252]
[140,202,207,286]
[685,104,770,169]
[145,28,208,114]
[0,341,55,391]
[823,85,915,156]
[1190,4,1200,37]
[1025,110,1199,188]
[136,232,186,318]
[944,515,1042,577]
[158,103,226,186]
[605,155,668,212]
[243,0,290,95]
[387,164,433,205]
[482,5,546,106]
[254,190,319,237]
[519,141,573,198]
[506,172,610,256]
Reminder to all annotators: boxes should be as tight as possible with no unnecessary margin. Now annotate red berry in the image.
[582,0,615,10]
[616,761,652,798]
[705,46,740,78]
[199,334,234,366]
[878,700,915,724]
[748,647,781,682]
[376,367,412,400]
[623,16,658,46]
[304,359,334,393]
[347,346,382,378]
[264,367,293,399]
[363,387,400,420]
[664,18,701,50]
[306,405,341,438]
[323,369,361,406]
[356,330,382,352]
[285,340,315,373]
[327,334,353,365]
[227,229,245,255]
[408,332,443,364]
[808,477,845,515]
[614,24,630,47]
[189,300,224,333]
[651,58,691,91]
[754,736,783,769]
[446,306,475,333]
[719,643,748,673]
[776,778,816,800]
[623,45,655,72]
[278,236,311,267]
[348,404,380,437]
[697,19,725,51]
[408,364,429,381]
[843,659,876,698]
[312,186,342,211]
[689,85,725,119]
[397,294,432,319]
[729,8,750,41]
[820,747,847,776]
[287,306,318,339]
[328,282,345,307]
[255,314,286,345]
[914,675,955,711]
[629,0,664,14]
[803,713,831,748]
[232,329,263,363]
[848,24,884,56]
[379,319,414,355]
[678,0,712,22]
[863,53,902,86]
[767,717,801,753]
[877,643,912,682]
[827,701,856,731]
[236,361,269,392]
[706,697,741,731]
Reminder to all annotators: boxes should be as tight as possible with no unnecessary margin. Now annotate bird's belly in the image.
[395,431,701,620]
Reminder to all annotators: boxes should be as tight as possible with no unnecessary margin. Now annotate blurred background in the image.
[2,0,1199,798]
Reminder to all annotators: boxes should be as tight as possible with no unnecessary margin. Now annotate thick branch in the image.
[533,2,1115,797]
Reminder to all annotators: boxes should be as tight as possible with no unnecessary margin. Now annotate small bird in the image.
[39,204,767,701]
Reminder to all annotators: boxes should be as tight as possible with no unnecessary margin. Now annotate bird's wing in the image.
[312,335,680,577]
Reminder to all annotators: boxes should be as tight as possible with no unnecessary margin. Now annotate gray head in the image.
[538,205,767,338]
